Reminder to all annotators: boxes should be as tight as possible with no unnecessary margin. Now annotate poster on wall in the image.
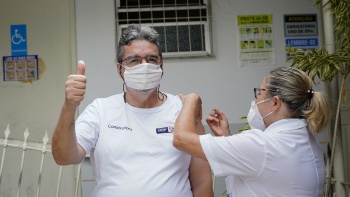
[237,14,275,67]
[284,14,319,58]
[3,55,38,81]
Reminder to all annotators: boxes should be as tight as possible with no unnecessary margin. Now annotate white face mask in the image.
[247,98,274,131]
[123,63,162,90]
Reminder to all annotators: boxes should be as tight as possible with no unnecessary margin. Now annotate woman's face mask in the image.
[247,98,274,131]
[123,63,162,90]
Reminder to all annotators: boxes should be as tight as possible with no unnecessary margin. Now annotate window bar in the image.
[56,166,63,197]
[16,127,29,197]
[187,0,192,53]
[36,131,49,197]
[0,124,11,186]
[150,0,153,28]
[175,1,180,54]
[199,0,204,51]
[138,0,141,24]
[126,0,129,24]
[162,0,167,53]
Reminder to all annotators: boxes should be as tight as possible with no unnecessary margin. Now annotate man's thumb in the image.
[77,60,85,75]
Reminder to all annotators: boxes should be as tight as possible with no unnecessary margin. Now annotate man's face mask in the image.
[123,63,162,91]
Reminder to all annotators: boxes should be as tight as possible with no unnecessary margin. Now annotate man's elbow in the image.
[52,153,70,166]
[53,157,81,166]
[52,151,70,165]
[52,150,81,166]
[173,133,184,151]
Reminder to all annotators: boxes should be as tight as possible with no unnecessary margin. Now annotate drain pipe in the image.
[322,0,345,196]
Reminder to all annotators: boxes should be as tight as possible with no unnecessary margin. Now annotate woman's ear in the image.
[272,96,282,110]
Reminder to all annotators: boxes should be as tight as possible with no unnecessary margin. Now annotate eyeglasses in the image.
[254,88,267,99]
[254,87,278,99]
[121,54,162,67]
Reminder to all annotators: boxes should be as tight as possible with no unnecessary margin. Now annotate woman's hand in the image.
[206,108,231,136]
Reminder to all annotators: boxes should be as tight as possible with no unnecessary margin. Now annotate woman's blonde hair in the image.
[266,67,330,135]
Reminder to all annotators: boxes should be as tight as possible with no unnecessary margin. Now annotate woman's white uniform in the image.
[200,118,325,197]
[75,93,192,197]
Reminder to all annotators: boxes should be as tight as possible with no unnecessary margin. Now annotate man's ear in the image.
[160,62,164,78]
[117,62,123,79]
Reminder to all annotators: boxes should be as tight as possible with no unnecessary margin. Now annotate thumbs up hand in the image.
[64,60,87,109]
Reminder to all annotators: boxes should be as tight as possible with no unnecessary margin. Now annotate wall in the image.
[0,0,77,196]
[0,0,76,140]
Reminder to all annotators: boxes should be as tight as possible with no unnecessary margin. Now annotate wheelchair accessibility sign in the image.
[11,25,27,56]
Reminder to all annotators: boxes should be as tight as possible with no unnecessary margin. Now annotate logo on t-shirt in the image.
[108,124,132,131]
[156,126,174,134]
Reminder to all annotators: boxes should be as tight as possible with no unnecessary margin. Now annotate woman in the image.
[173,67,330,197]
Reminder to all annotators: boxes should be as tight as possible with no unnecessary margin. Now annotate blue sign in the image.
[11,25,27,56]
[285,38,318,47]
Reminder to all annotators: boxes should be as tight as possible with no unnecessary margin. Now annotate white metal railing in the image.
[0,124,220,196]
[0,124,81,197]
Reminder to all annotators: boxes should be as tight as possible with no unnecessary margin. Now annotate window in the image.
[115,0,212,58]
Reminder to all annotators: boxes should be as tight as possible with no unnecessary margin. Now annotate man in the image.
[52,24,213,197]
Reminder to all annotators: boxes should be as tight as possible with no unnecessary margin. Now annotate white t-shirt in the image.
[200,118,325,197]
[76,93,193,197]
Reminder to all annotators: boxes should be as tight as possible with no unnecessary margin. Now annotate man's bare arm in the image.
[52,61,87,165]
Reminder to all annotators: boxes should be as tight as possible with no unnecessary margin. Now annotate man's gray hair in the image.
[116,24,162,63]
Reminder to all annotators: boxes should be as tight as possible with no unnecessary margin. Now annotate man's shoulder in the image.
[95,94,122,101]
[89,94,123,108]
[164,93,182,105]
